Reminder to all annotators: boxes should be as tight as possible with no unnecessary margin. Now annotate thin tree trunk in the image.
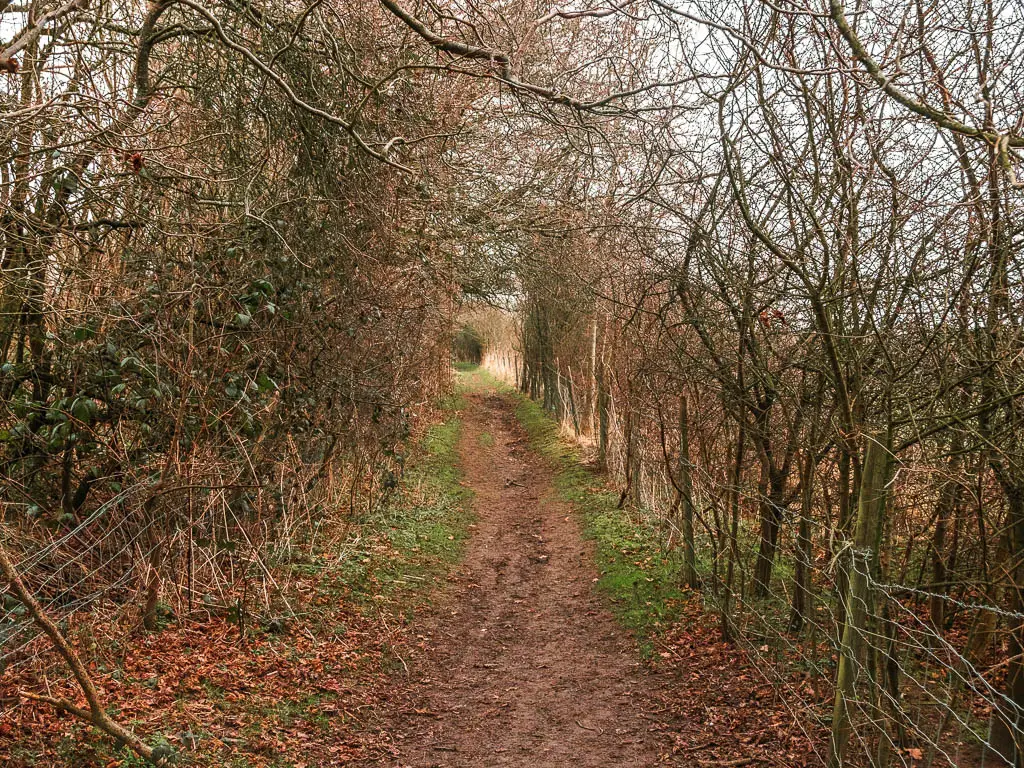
[752,474,785,598]
[565,364,581,435]
[677,394,698,588]
[597,361,610,469]
[830,432,893,768]
[142,542,163,631]
[987,483,1024,767]
[835,447,853,643]
[618,407,641,508]
[929,452,962,633]
[790,451,815,632]
[722,420,746,642]
[588,315,598,437]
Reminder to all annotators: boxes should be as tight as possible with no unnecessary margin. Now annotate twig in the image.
[576,719,605,734]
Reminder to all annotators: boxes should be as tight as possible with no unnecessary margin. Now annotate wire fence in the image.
[0,444,397,720]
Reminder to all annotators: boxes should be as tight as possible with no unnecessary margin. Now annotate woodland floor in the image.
[2,372,822,767]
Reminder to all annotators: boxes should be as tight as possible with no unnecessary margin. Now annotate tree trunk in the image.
[588,315,598,437]
[677,394,698,588]
[929,452,962,633]
[618,408,642,509]
[752,481,784,598]
[142,542,163,631]
[830,432,892,768]
[987,483,1024,767]
[721,420,745,642]
[835,447,853,644]
[597,362,610,469]
[565,365,581,435]
[753,455,788,599]
[790,451,815,632]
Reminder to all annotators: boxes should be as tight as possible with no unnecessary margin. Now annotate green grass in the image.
[512,395,688,656]
[219,398,475,765]
[378,413,473,577]
[274,380,476,626]
[453,362,512,394]
[328,402,474,611]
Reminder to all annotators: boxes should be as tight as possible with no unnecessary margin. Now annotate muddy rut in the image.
[370,391,679,767]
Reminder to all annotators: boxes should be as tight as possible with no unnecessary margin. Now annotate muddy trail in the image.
[366,390,682,766]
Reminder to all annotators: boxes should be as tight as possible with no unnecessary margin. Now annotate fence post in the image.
[829,434,892,767]
[597,363,610,469]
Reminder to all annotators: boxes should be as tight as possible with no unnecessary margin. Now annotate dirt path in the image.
[370,391,679,767]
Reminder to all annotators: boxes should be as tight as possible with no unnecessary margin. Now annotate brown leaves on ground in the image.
[651,599,828,767]
[2,394,830,768]
[2,554,827,768]
[0,591,420,766]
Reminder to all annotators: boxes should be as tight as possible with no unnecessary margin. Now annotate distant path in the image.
[371,390,678,766]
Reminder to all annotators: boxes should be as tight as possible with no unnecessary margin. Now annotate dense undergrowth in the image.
[0,392,473,768]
